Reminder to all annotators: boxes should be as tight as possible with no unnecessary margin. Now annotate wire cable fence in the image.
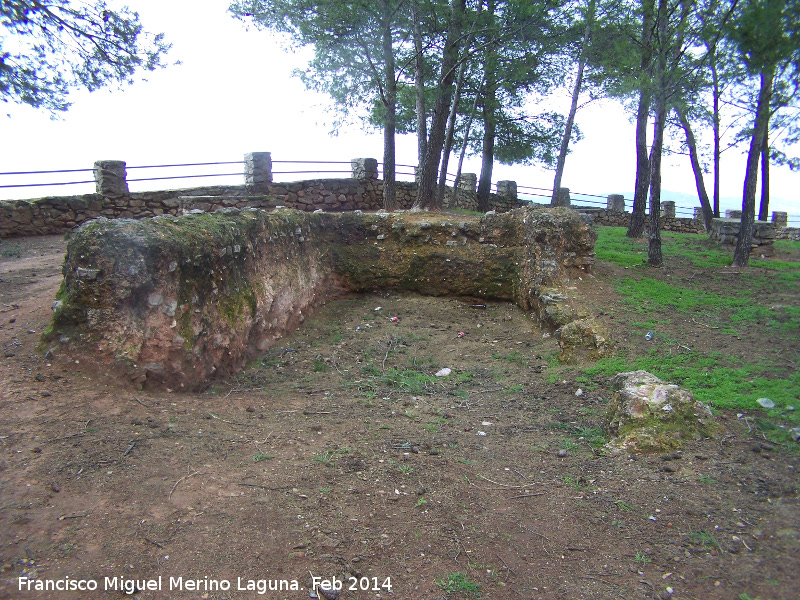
[1,158,798,226]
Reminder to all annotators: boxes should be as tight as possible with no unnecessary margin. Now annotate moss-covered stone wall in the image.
[46,205,607,390]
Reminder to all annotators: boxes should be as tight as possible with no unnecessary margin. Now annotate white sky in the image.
[2,0,798,220]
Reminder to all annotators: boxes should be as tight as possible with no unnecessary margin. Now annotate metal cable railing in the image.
[1,159,798,226]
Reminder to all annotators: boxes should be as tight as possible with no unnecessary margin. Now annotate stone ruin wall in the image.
[46,206,608,391]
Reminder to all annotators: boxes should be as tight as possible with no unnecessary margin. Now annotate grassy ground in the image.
[577,227,800,448]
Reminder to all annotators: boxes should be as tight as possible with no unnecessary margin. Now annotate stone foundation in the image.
[45,205,608,390]
[710,218,777,257]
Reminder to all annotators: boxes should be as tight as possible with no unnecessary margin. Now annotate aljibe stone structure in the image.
[45,205,610,391]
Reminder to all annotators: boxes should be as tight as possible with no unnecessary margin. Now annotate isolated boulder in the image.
[604,370,715,452]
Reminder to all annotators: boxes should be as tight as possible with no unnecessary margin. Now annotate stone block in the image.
[607,194,625,212]
[351,158,378,180]
[457,173,477,193]
[94,160,129,197]
[552,187,571,207]
[244,152,272,191]
[725,209,742,219]
[497,180,517,200]
[772,211,788,227]
[661,201,676,218]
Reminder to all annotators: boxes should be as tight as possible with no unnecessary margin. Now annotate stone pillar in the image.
[496,180,517,200]
[725,209,742,219]
[772,211,788,227]
[693,207,704,220]
[552,187,570,207]
[351,158,378,180]
[94,160,128,197]
[457,173,477,193]
[606,194,625,212]
[244,152,272,192]
[662,201,676,218]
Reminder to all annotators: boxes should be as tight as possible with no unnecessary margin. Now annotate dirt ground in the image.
[0,231,798,600]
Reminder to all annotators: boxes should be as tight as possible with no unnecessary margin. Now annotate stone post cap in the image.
[725,209,742,219]
[351,158,378,180]
[93,160,129,197]
[552,187,570,207]
[457,173,477,192]
[661,200,676,218]
[607,194,625,212]
[244,152,272,189]
[771,211,788,226]
[497,180,517,199]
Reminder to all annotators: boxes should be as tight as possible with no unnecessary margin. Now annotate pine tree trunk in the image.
[627,0,655,238]
[412,0,427,167]
[758,126,769,221]
[733,67,774,266]
[380,0,397,211]
[646,0,668,267]
[677,108,714,232]
[438,61,467,206]
[552,0,594,203]
[453,86,481,206]
[711,57,721,218]
[414,0,466,211]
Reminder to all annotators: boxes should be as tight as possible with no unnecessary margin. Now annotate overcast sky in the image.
[2,0,798,219]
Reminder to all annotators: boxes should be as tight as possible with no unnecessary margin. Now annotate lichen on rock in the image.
[604,370,717,453]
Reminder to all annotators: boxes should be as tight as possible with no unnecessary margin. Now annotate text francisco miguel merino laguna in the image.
[18,575,302,595]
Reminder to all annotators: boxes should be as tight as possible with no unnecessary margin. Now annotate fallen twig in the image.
[508,492,545,499]
[57,514,87,521]
[143,537,165,549]
[44,433,84,444]
[131,396,149,407]
[169,470,201,499]
[495,554,516,577]
[477,473,525,488]
[208,413,254,426]
[123,441,136,456]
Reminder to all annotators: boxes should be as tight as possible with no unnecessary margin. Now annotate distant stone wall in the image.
[710,217,777,257]
[578,207,707,234]
[1,179,522,239]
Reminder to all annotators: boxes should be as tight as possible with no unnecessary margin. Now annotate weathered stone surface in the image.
[45,205,607,390]
[604,370,716,453]
[710,218,777,257]
[94,160,129,197]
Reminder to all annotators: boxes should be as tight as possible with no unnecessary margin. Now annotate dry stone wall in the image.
[1,179,524,238]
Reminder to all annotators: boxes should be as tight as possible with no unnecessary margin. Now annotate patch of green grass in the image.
[435,572,480,598]
[585,350,800,412]
[253,453,274,462]
[634,551,651,565]
[594,227,648,267]
[398,464,413,474]
[563,475,588,490]
[416,497,427,507]
[492,350,526,364]
[613,500,635,511]
[312,446,349,467]
[660,231,731,268]
[689,530,720,551]
[312,358,331,373]
[698,475,716,484]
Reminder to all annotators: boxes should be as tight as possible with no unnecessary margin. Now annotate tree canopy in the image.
[1,0,170,113]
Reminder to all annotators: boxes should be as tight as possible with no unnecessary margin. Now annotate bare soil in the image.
[0,232,798,600]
